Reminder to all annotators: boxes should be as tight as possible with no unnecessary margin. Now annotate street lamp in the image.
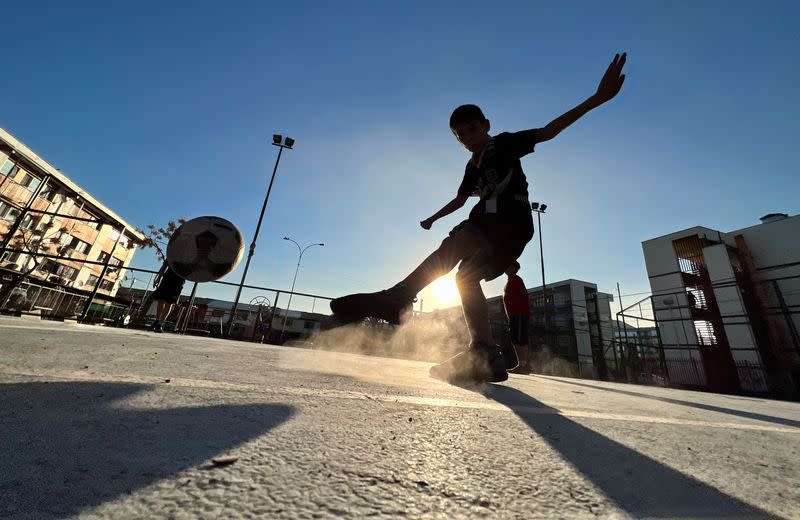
[531,201,548,367]
[280,237,324,340]
[226,134,295,337]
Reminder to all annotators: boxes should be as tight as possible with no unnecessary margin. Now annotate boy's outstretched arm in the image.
[536,52,627,143]
[420,195,468,229]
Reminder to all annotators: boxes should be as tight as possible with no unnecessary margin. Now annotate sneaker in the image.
[429,342,508,384]
[150,321,163,333]
[330,286,415,325]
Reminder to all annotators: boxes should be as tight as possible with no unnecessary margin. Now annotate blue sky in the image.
[2,1,798,312]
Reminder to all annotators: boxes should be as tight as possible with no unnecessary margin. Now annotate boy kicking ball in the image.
[331,53,627,384]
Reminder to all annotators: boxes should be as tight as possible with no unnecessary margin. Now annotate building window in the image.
[100,280,115,291]
[61,265,79,281]
[97,251,110,263]
[1,159,18,176]
[38,187,59,203]
[0,201,20,221]
[66,236,91,255]
[40,260,79,281]
[109,257,123,267]
[20,214,40,230]
[39,259,57,273]
[86,275,99,287]
[1,251,22,263]
[19,173,41,191]
[82,211,101,229]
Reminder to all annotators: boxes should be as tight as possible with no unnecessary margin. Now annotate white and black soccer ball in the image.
[166,216,245,283]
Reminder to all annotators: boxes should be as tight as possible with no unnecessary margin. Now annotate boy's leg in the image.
[454,257,492,346]
[429,255,508,383]
[151,300,166,332]
[330,228,484,324]
[508,314,531,374]
[508,343,530,374]
[157,301,172,321]
[399,228,483,295]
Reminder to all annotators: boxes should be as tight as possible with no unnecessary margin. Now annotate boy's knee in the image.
[455,261,483,288]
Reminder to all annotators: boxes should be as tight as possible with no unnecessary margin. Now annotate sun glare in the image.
[431,276,459,306]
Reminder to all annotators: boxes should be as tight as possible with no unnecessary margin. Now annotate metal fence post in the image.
[181,281,199,333]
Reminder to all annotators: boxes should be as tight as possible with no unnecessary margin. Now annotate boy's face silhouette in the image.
[451,118,490,153]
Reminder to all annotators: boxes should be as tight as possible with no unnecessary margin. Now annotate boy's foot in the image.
[150,321,163,333]
[330,285,415,325]
[429,342,508,384]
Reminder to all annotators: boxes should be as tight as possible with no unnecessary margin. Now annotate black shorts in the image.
[152,268,186,304]
[450,212,533,281]
[508,314,530,345]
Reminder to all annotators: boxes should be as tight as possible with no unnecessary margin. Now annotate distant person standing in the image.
[504,261,531,374]
[150,262,185,333]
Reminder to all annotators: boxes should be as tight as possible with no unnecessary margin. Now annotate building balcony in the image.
[65,221,100,244]
[0,179,33,206]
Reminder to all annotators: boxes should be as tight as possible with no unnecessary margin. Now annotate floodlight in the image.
[531,202,539,210]
[284,137,295,148]
[540,204,547,212]
[273,134,283,145]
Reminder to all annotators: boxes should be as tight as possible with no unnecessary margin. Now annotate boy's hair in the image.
[449,104,487,128]
[507,261,520,273]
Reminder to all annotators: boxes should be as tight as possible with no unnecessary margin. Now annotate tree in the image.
[0,218,71,310]
[136,219,186,262]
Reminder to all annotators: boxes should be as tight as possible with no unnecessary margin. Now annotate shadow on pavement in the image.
[0,381,294,518]
[539,376,800,430]
[482,385,774,519]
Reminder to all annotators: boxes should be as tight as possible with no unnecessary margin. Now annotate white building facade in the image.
[642,214,800,398]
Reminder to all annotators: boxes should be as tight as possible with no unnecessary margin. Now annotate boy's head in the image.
[450,104,490,153]
[505,261,520,276]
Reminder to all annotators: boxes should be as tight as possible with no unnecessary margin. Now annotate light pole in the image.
[280,237,324,340]
[226,134,295,337]
[531,202,548,366]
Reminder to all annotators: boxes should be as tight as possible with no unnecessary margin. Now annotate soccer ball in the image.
[166,216,245,282]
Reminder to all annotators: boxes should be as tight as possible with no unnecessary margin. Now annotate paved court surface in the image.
[1,316,798,519]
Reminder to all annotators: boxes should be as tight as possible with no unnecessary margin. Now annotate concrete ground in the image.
[1,315,798,519]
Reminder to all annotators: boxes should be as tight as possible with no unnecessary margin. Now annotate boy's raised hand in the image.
[594,52,627,104]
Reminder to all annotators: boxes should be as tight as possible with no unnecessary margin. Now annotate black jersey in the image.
[457,129,537,224]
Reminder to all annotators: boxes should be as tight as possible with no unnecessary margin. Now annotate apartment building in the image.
[642,213,800,397]
[0,128,143,298]
[427,279,616,380]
